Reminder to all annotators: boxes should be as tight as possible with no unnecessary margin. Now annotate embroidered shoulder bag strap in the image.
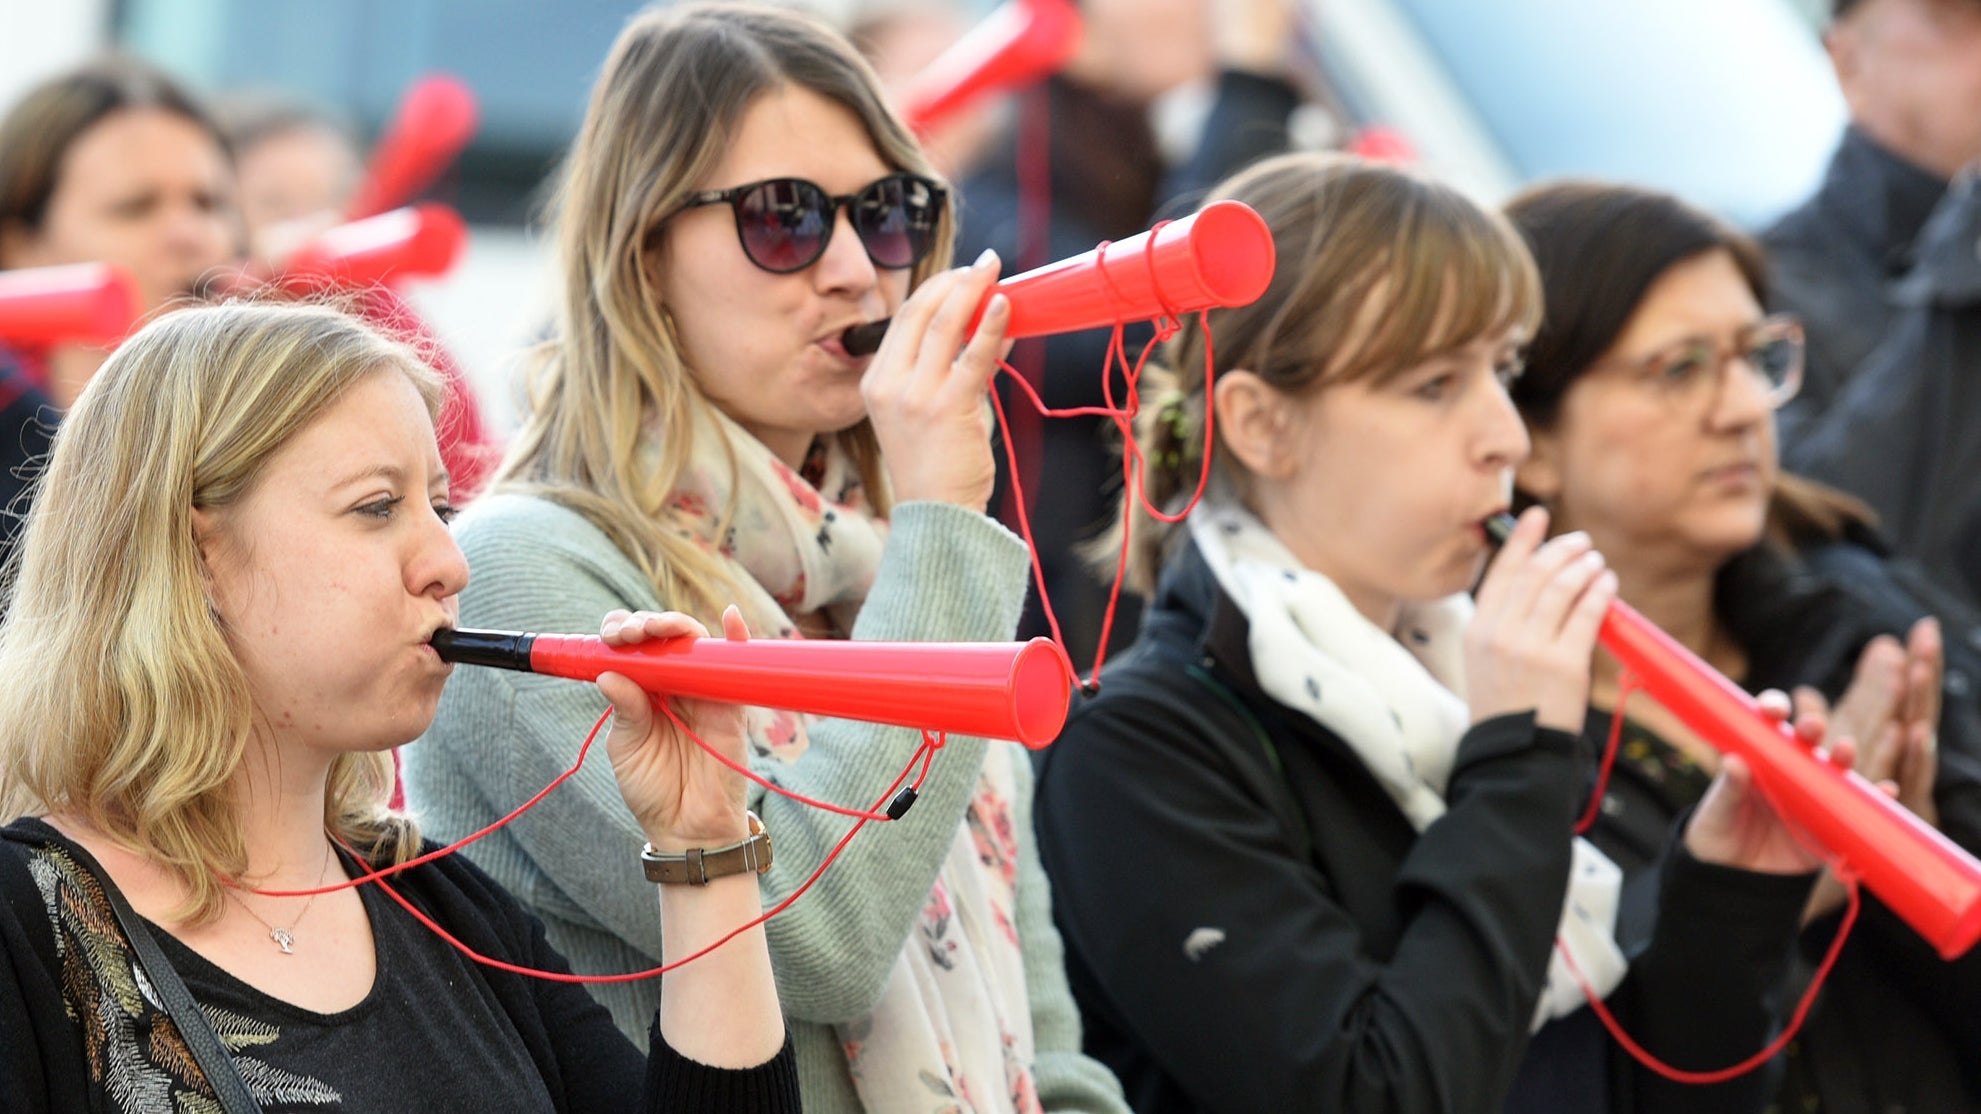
[11,831,265,1114]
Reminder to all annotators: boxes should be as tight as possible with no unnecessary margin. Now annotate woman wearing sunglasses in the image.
[1505,180,1981,1114]
[409,5,1128,1113]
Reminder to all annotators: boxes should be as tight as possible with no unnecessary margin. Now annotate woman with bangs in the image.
[1034,153,1828,1113]
[410,4,1127,1112]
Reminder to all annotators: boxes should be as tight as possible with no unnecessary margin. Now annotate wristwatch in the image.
[640,812,773,885]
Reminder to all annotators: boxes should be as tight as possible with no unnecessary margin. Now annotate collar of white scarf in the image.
[1187,497,1626,1025]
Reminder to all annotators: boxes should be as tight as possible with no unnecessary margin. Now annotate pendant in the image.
[270,928,295,954]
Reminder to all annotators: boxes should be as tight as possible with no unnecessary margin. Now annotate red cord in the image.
[1557,871,1861,1084]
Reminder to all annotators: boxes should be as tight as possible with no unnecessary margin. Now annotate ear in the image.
[1212,369,1300,481]
[1515,422,1564,504]
[1824,20,1861,99]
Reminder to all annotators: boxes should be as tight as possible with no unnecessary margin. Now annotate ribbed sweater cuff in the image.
[646,1026,800,1112]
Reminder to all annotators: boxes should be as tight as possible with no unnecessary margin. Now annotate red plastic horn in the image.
[430,629,1075,748]
[1481,515,1981,958]
[279,203,467,290]
[0,263,142,346]
[900,0,1082,135]
[1600,600,1981,959]
[346,74,480,220]
[985,200,1277,339]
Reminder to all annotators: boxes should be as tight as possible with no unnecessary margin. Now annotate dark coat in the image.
[1586,537,1981,1114]
[1763,126,1950,449]
[1033,543,1814,1114]
[1776,158,1981,603]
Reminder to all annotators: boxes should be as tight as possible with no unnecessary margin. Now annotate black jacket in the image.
[1034,544,1814,1114]
[1586,538,1981,1114]
[1777,160,1981,604]
[1763,126,1950,449]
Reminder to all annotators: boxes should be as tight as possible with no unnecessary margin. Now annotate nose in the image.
[1706,354,1774,431]
[811,203,881,299]
[411,506,471,602]
[1475,376,1532,470]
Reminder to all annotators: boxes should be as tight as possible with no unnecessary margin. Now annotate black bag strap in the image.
[6,827,263,1114]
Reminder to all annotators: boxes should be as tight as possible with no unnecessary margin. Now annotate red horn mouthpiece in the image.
[0,263,142,346]
[900,0,1083,135]
[430,628,1074,748]
[1484,513,1981,958]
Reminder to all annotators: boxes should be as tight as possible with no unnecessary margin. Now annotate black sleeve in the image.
[1612,839,1815,1114]
[1036,695,1584,1114]
[644,1028,802,1113]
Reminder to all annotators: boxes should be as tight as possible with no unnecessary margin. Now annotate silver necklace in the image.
[231,841,334,955]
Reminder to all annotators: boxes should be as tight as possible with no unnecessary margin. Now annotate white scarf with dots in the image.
[1188,497,1626,1027]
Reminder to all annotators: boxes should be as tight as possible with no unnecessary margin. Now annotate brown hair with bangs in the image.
[1111,152,1542,592]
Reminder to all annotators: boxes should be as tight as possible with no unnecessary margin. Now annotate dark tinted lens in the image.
[852,175,941,269]
[736,179,833,272]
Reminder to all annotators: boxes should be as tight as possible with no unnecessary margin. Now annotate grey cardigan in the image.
[408,493,1127,1114]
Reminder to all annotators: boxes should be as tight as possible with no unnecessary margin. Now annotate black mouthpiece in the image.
[429,627,537,672]
[1482,512,1518,546]
[841,319,890,357]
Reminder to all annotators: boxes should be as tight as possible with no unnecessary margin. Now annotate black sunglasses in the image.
[678,173,948,275]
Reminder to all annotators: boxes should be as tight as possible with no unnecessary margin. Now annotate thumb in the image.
[597,671,655,742]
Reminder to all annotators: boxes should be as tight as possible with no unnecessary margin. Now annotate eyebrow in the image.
[330,462,452,492]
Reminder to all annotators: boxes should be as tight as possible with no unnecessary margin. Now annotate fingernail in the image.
[975,248,997,268]
[603,621,621,638]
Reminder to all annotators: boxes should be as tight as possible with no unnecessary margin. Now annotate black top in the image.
[1033,543,1815,1114]
[0,818,800,1113]
[1585,537,1981,1114]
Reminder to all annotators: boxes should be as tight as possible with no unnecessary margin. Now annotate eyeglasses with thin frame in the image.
[677,173,948,275]
[1592,314,1804,414]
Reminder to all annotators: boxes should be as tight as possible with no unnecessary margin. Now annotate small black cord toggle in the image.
[885,787,918,820]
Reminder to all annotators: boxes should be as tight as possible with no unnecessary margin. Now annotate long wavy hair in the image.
[496,1,953,624]
[0,302,441,922]
[1110,152,1543,593]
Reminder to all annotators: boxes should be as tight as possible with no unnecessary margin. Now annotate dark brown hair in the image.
[1113,152,1543,592]
[0,54,229,259]
[1503,179,1871,547]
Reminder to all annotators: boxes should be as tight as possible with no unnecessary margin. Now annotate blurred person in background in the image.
[1764,0,1981,434]
[1508,179,1981,1114]
[0,54,235,555]
[1763,0,1981,605]
[410,5,1129,1112]
[956,0,1311,668]
[212,90,362,263]
[847,0,1002,182]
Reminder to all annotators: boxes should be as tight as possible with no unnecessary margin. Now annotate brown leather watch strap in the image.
[640,812,773,885]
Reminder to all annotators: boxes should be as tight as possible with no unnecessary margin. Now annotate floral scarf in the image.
[1188,497,1627,1028]
[664,408,1040,1112]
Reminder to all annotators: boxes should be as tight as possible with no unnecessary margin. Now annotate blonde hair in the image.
[0,301,442,923]
[1112,152,1543,592]
[495,1,952,624]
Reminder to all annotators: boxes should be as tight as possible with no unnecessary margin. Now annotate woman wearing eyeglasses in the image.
[1505,180,1981,1114]
[408,5,1128,1113]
